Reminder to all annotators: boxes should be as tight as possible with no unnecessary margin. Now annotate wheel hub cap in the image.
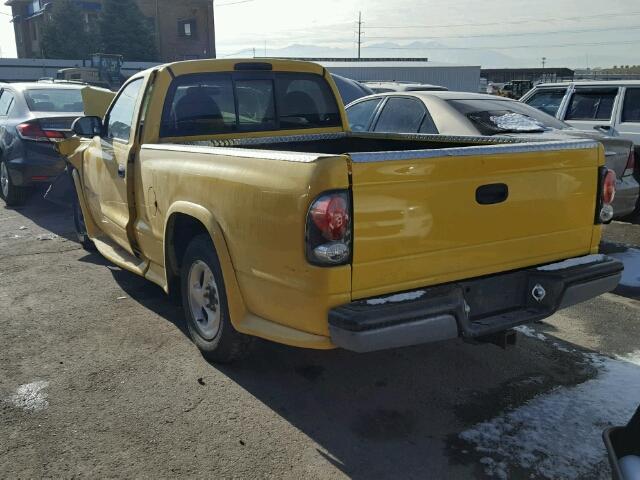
[187,260,221,340]
[0,163,8,198]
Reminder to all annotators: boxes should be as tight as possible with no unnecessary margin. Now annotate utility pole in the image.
[541,56,547,69]
[211,1,217,58]
[357,11,362,60]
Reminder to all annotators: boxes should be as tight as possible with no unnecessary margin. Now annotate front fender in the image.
[55,137,102,239]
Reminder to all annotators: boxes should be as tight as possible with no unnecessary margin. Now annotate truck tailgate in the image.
[348,140,603,298]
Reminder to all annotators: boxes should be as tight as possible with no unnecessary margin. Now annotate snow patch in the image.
[620,456,640,480]
[460,353,640,479]
[366,290,426,306]
[7,381,49,412]
[36,233,58,241]
[537,254,606,272]
[607,248,640,288]
[514,325,547,341]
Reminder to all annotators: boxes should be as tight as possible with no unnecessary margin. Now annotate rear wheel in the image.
[180,234,254,363]
[0,159,29,207]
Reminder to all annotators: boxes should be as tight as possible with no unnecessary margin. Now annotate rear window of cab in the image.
[159,72,341,137]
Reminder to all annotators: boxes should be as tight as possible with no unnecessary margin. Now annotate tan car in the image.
[346,91,640,219]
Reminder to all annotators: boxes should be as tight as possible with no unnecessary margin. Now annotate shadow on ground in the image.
[2,187,618,479]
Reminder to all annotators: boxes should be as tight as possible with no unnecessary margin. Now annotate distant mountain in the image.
[250,41,521,68]
[234,41,612,70]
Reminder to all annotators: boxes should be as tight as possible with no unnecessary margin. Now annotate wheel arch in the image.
[163,202,247,328]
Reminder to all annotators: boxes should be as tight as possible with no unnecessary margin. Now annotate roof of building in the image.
[319,60,479,69]
[533,80,640,87]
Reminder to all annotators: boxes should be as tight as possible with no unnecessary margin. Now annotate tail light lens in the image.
[306,191,352,266]
[17,122,66,142]
[623,150,636,177]
[596,167,616,223]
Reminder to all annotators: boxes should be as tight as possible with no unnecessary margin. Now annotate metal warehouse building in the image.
[298,58,481,93]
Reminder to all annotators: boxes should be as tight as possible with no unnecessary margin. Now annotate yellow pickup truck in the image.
[61,59,622,362]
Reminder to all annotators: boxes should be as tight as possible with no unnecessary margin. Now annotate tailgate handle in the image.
[476,183,508,205]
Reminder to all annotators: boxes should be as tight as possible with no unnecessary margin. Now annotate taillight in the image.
[17,122,66,142]
[306,191,352,266]
[623,150,636,177]
[596,167,616,223]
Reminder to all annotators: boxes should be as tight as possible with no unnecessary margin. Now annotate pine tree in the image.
[98,0,158,61]
[40,0,96,59]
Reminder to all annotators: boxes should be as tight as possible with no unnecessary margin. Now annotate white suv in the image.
[521,81,640,148]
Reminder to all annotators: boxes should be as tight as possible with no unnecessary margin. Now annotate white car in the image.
[520,81,640,149]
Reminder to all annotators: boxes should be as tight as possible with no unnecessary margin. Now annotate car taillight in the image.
[16,122,66,142]
[306,191,352,266]
[623,150,636,177]
[596,167,616,223]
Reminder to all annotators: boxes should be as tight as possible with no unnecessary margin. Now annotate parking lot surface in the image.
[1,194,639,479]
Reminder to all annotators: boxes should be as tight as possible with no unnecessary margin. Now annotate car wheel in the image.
[0,159,29,206]
[180,234,254,363]
[72,199,96,251]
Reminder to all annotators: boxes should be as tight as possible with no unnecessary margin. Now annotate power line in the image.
[216,0,256,7]
[364,39,640,51]
[365,11,640,30]
[364,24,640,41]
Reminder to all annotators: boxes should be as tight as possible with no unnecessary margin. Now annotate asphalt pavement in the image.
[1,193,639,479]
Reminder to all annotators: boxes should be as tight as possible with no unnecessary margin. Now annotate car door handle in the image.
[118,164,126,178]
[595,125,611,131]
[476,183,509,205]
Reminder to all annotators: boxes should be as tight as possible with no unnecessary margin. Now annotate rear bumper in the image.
[612,175,640,218]
[6,142,66,187]
[329,255,623,352]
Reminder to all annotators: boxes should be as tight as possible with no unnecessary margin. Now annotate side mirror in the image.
[72,116,102,138]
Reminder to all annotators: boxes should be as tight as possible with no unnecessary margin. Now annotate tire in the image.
[180,234,254,363]
[0,159,30,207]
[72,199,96,251]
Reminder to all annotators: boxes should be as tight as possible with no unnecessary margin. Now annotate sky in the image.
[1,0,639,68]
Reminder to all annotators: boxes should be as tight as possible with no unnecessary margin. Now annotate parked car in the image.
[58,58,621,362]
[362,81,448,93]
[345,91,639,218]
[520,81,640,150]
[330,74,374,105]
[0,81,88,206]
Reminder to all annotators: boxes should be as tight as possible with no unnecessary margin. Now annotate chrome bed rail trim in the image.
[348,139,600,163]
[142,143,334,163]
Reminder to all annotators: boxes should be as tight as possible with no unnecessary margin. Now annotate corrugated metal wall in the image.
[324,66,481,92]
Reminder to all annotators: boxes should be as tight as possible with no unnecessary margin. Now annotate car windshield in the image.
[447,98,570,135]
[24,88,84,113]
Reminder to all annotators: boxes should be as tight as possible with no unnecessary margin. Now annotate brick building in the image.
[5,0,216,61]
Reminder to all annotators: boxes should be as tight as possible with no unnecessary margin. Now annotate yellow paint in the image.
[61,59,604,350]
[350,145,603,298]
[80,86,116,118]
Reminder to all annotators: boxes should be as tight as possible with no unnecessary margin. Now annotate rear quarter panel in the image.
[135,145,352,338]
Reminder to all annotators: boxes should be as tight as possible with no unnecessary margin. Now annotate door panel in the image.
[563,87,621,136]
[617,87,640,145]
[83,79,144,254]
